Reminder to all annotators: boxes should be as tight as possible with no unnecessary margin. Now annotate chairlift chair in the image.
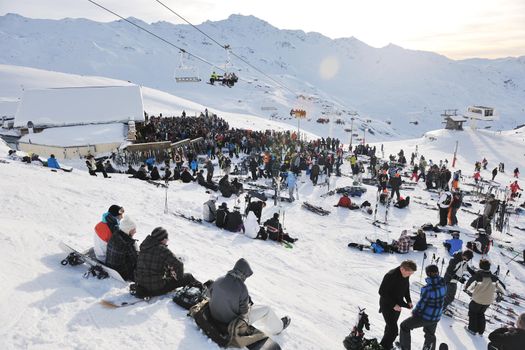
[174,51,201,83]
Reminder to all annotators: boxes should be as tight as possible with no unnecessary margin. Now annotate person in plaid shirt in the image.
[393,230,412,254]
[398,265,446,350]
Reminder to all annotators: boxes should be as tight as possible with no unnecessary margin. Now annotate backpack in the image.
[173,285,207,310]
[189,300,230,347]
[442,194,452,206]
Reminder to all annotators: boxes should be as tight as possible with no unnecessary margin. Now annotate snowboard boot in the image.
[280,316,291,332]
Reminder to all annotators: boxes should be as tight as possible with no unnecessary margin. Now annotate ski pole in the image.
[440,258,446,276]
[419,252,427,283]
[164,181,169,214]
[430,253,436,265]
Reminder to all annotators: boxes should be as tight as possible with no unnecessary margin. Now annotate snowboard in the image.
[247,337,281,350]
[59,241,126,284]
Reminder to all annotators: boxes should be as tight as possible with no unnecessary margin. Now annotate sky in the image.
[1,0,525,59]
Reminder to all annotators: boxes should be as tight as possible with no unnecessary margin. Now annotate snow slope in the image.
[1,13,525,140]
[1,127,524,350]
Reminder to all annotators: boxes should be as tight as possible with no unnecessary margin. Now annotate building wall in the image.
[18,142,121,160]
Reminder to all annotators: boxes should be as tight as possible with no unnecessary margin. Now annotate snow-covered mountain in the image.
[1,13,524,141]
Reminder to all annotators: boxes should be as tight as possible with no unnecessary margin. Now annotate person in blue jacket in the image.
[47,154,60,169]
[443,232,463,256]
[398,264,446,350]
[286,171,297,201]
[190,158,198,176]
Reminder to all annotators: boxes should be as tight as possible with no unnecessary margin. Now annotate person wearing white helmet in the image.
[203,194,218,222]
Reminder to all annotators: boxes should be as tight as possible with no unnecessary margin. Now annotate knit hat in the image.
[108,205,123,217]
[151,227,168,241]
[425,264,439,276]
[479,259,491,271]
[273,213,279,219]
[119,216,136,235]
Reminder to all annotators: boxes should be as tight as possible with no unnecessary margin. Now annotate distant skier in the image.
[491,167,498,181]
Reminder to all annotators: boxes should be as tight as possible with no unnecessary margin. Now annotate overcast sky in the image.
[2,0,525,59]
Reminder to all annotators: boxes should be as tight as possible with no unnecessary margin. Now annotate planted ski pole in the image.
[419,252,427,283]
[440,258,446,276]
[430,253,436,265]
[164,180,169,214]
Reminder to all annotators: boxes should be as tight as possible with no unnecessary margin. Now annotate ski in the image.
[302,202,330,216]
[172,211,203,224]
[100,297,150,308]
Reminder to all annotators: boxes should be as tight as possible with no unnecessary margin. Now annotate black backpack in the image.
[173,284,208,310]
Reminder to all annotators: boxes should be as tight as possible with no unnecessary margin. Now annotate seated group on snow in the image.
[92,204,291,347]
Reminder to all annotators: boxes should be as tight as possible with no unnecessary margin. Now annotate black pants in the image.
[146,273,198,297]
[449,207,458,226]
[311,174,318,185]
[468,300,489,334]
[207,172,213,183]
[390,188,400,201]
[443,282,457,310]
[399,315,437,350]
[380,306,401,349]
[439,207,449,226]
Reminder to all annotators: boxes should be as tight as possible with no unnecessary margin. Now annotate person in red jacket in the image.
[94,205,124,261]
[335,192,352,208]
[510,181,522,200]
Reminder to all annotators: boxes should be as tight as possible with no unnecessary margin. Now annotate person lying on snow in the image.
[443,232,463,256]
[334,192,359,209]
[466,229,492,254]
[134,227,199,297]
[394,196,410,209]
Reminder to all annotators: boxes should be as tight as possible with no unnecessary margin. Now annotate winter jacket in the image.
[209,259,253,324]
[264,217,282,241]
[483,198,499,219]
[444,252,474,283]
[465,270,505,306]
[451,192,463,209]
[438,191,452,209]
[286,172,296,188]
[389,176,402,190]
[245,201,264,221]
[394,196,410,209]
[216,208,229,228]
[135,235,183,293]
[470,234,491,254]
[180,170,194,183]
[47,156,60,169]
[225,211,244,232]
[150,167,160,180]
[93,213,119,261]
[411,232,427,251]
[105,229,138,281]
[203,200,217,222]
[379,267,412,312]
[336,196,352,208]
[393,231,411,254]
[412,276,446,322]
[488,327,525,350]
[244,212,260,239]
[444,237,463,256]
[219,177,233,197]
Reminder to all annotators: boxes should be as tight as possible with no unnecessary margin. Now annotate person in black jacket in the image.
[378,260,417,350]
[264,213,297,243]
[180,167,195,183]
[249,158,258,180]
[488,312,525,350]
[378,170,389,191]
[389,172,402,201]
[105,216,138,281]
[442,250,474,311]
[225,207,244,233]
[150,166,160,181]
[409,229,427,251]
[394,196,410,209]
[135,227,197,297]
[245,200,266,224]
[219,175,233,198]
[448,189,462,226]
[216,202,229,229]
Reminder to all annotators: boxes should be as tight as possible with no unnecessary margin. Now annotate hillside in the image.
[1,13,525,141]
[1,127,524,350]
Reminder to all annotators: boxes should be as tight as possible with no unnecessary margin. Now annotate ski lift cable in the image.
[152,0,297,96]
[86,0,226,73]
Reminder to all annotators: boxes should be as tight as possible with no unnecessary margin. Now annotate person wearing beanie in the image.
[488,312,525,350]
[93,205,124,261]
[135,227,198,297]
[216,202,229,229]
[335,192,352,208]
[442,250,475,311]
[264,212,298,243]
[209,258,291,338]
[464,259,506,335]
[398,264,446,350]
[105,215,138,281]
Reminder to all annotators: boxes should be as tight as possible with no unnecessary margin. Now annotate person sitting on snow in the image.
[216,202,229,229]
[394,196,410,209]
[105,215,139,281]
[208,258,291,337]
[203,194,218,223]
[225,206,245,233]
[334,192,358,209]
[135,227,199,297]
[47,154,61,169]
[444,232,463,255]
[392,230,412,254]
[94,205,124,261]
[409,229,428,251]
[264,213,298,243]
[466,229,492,254]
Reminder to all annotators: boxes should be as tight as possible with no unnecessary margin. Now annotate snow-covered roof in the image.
[448,114,467,122]
[14,85,144,127]
[18,123,125,147]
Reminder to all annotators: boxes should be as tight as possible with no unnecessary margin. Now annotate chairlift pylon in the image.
[174,51,201,83]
